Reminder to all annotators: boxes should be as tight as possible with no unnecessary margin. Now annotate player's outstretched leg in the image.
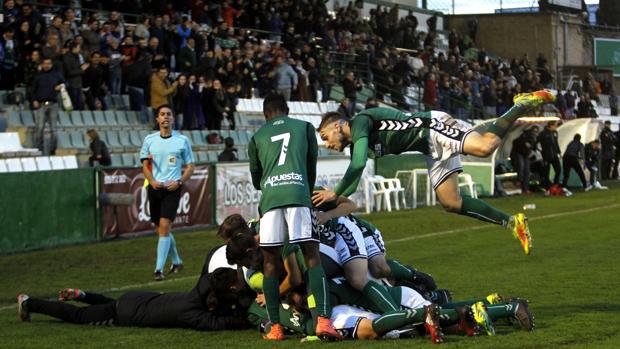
[435,174,532,255]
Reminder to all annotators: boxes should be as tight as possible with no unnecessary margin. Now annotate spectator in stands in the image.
[206,132,221,145]
[218,137,238,162]
[482,80,498,118]
[275,55,298,101]
[224,83,238,129]
[600,120,616,180]
[83,51,106,111]
[125,52,152,124]
[510,126,538,194]
[365,97,379,109]
[564,90,577,119]
[208,79,227,130]
[63,42,88,110]
[30,57,65,155]
[177,37,197,75]
[538,121,562,190]
[342,71,363,116]
[150,66,178,117]
[86,129,111,167]
[106,37,123,95]
[173,74,188,130]
[80,18,100,55]
[562,133,588,190]
[183,75,206,130]
[0,27,17,91]
[422,72,438,111]
[23,49,41,88]
[577,93,597,118]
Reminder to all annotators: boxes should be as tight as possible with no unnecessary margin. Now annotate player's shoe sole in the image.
[456,306,478,337]
[513,89,556,110]
[472,301,496,336]
[17,293,30,322]
[263,323,285,340]
[424,303,445,344]
[512,213,532,255]
[315,316,343,341]
[511,298,534,331]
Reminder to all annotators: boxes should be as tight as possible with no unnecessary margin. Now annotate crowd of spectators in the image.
[0,0,618,134]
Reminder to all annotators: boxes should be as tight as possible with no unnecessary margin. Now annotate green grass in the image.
[2,183,620,348]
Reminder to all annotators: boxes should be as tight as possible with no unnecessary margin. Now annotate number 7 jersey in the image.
[248,115,318,215]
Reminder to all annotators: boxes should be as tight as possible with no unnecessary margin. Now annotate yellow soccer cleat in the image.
[511,213,532,255]
[513,89,556,109]
[486,293,504,305]
[472,301,496,336]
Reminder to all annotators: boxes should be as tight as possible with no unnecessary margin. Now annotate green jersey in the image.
[335,108,432,196]
[248,115,318,215]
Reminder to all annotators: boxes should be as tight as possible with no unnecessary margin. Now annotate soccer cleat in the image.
[585,184,593,192]
[486,293,504,305]
[423,304,445,344]
[456,306,478,337]
[594,181,608,190]
[17,293,30,322]
[315,316,343,341]
[263,322,285,340]
[472,302,495,336]
[168,263,184,275]
[511,299,534,331]
[510,213,532,255]
[154,271,164,281]
[513,89,556,109]
[300,335,321,342]
[58,288,81,301]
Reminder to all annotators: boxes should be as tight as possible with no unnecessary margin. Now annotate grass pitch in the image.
[1,183,620,348]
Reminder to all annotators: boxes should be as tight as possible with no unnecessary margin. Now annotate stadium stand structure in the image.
[0,98,344,170]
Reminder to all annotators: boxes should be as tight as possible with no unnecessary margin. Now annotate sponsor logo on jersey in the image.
[374,143,382,157]
[263,172,304,187]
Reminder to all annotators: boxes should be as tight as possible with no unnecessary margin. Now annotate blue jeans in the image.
[68,86,83,110]
[109,74,122,95]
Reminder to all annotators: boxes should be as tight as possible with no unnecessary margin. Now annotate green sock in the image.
[486,303,513,321]
[371,308,425,334]
[263,276,281,323]
[307,266,330,317]
[442,297,490,308]
[485,104,525,138]
[438,308,461,324]
[459,195,511,227]
[362,280,400,313]
[387,259,415,282]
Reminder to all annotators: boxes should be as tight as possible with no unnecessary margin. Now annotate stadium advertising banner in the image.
[594,38,620,77]
[101,166,213,237]
[215,158,374,224]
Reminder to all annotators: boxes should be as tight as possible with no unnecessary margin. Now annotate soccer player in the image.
[140,104,195,281]
[16,268,250,330]
[247,93,340,340]
[314,90,557,255]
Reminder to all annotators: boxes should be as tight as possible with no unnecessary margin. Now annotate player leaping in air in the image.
[313,90,557,255]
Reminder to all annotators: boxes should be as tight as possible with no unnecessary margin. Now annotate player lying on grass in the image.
[314,90,558,255]
[313,187,442,301]
[246,276,534,342]
[16,268,250,331]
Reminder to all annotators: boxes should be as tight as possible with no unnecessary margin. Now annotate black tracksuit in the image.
[27,270,248,330]
[537,127,562,188]
[562,140,586,188]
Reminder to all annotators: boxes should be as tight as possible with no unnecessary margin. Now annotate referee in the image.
[140,104,195,281]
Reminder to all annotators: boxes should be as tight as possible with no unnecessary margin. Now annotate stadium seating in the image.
[0,132,40,157]
[0,159,7,172]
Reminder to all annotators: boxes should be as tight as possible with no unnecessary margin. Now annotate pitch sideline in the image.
[2,203,618,313]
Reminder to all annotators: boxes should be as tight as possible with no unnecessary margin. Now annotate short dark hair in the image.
[263,92,289,117]
[217,213,249,239]
[318,111,347,131]
[225,136,235,148]
[155,104,173,116]
[90,50,100,58]
[226,233,258,266]
[573,133,581,141]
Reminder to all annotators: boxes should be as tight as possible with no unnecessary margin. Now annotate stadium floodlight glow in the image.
[516,116,561,123]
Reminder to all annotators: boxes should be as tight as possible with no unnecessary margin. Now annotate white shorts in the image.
[426,111,473,190]
[259,207,318,246]
[398,286,431,310]
[331,304,379,339]
[364,229,386,259]
[333,217,367,265]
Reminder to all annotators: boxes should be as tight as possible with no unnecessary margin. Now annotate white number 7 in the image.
[271,132,290,166]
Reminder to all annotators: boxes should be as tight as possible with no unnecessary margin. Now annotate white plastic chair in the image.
[6,158,23,172]
[365,175,400,212]
[386,178,407,210]
[458,173,478,198]
[49,156,66,170]
[35,156,52,171]
[62,155,79,169]
[20,157,37,172]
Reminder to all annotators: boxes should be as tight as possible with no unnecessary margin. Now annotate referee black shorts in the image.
[148,186,181,224]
